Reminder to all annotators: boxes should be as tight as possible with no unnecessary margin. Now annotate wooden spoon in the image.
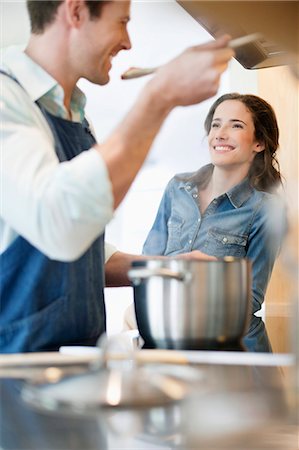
[121,33,263,80]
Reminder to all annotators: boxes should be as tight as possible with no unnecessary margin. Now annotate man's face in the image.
[73,1,131,85]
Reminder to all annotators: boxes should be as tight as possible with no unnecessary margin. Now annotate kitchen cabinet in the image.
[258,66,299,354]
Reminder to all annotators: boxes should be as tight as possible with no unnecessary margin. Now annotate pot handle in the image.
[128,267,187,284]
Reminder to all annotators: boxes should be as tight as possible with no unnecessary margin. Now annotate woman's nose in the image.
[215,126,228,140]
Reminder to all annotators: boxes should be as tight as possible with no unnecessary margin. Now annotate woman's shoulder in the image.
[251,186,286,207]
[173,164,213,185]
[251,188,287,228]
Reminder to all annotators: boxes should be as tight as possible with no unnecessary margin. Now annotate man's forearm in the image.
[105,251,146,287]
[105,250,217,287]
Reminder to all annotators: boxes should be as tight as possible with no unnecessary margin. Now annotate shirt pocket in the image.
[165,214,184,255]
[204,227,247,258]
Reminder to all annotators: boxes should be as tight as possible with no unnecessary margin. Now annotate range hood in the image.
[177,1,299,70]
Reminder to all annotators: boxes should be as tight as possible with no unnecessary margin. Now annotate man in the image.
[0,0,234,352]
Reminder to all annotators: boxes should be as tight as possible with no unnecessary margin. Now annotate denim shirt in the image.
[143,165,286,317]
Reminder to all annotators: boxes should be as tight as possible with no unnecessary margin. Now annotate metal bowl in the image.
[128,258,251,350]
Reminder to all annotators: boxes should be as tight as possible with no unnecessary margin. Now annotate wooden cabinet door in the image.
[258,66,298,353]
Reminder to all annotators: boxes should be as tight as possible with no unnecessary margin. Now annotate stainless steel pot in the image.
[128,258,251,350]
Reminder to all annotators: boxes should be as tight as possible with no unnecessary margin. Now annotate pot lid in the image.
[21,334,192,414]
[22,363,190,414]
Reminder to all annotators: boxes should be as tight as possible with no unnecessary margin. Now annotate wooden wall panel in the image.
[258,66,299,353]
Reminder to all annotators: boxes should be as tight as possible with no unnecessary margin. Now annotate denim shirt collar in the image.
[226,178,254,208]
[177,164,254,209]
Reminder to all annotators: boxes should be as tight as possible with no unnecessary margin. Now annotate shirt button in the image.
[198,218,201,223]
[192,194,198,199]
[213,200,217,204]
[222,237,228,244]
[189,240,192,244]
[186,185,191,190]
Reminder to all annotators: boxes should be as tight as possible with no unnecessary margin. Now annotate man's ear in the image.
[65,0,88,28]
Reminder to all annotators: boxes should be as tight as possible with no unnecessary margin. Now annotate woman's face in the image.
[208,100,264,170]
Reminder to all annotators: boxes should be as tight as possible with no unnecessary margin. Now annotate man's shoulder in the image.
[1,45,25,72]
[1,47,29,99]
[0,65,29,108]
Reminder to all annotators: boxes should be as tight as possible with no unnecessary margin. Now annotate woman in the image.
[142,93,286,352]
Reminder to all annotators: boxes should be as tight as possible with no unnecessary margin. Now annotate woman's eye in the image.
[211,123,220,128]
[233,123,243,129]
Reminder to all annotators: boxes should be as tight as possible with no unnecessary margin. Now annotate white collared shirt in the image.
[1,46,116,262]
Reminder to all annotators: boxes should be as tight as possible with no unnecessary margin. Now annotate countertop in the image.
[0,351,298,450]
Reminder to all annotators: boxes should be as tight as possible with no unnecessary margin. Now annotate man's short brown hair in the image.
[27,1,109,34]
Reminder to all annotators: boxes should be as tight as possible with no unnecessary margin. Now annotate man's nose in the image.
[123,31,132,51]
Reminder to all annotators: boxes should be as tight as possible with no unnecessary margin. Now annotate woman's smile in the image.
[213,145,236,152]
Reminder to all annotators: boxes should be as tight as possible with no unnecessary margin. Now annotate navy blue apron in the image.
[0,71,106,353]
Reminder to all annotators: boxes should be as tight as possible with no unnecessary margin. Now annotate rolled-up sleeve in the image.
[142,179,173,255]
[247,194,287,314]
[104,242,118,263]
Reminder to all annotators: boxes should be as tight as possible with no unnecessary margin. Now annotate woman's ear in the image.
[254,142,265,153]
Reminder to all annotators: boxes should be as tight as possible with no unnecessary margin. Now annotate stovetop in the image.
[142,340,246,352]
